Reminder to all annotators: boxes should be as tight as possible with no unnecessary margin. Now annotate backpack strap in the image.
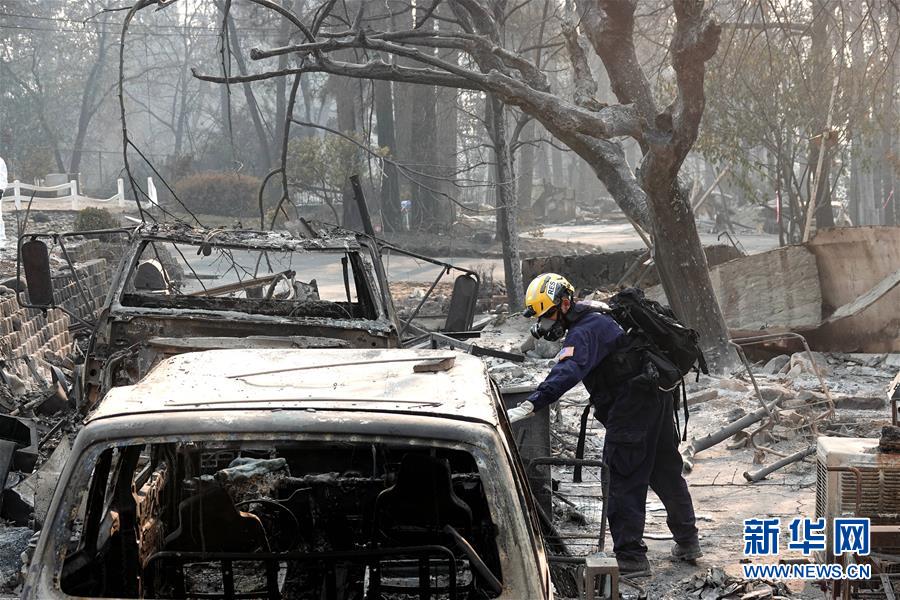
[674,386,681,441]
[573,403,592,483]
[672,379,689,442]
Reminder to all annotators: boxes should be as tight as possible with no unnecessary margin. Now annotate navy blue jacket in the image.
[527,303,627,411]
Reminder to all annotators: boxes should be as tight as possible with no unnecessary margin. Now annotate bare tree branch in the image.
[561,23,603,111]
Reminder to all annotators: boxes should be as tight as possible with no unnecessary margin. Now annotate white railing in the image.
[0,177,158,247]
[1,178,128,210]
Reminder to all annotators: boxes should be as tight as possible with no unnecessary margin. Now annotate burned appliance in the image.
[815,434,900,598]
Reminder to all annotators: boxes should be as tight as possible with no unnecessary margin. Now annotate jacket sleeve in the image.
[527,316,624,411]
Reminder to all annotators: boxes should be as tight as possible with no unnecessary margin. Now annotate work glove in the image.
[506,400,534,424]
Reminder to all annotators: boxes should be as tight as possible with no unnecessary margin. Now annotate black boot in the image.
[671,539,703,562]
[616,555,651,578]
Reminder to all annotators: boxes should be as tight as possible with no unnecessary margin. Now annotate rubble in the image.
[787,352,830,377]
[682,567,792,599]
[761,355,790,375]
[885,354,900,369]
[0,526,32,592]
[9,437,71,526]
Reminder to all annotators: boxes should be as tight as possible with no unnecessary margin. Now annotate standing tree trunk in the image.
[806,0,836,231]
[374,78,400,230]
[517,119,536,217]
[880,1,898,226]
[69,29,109,175]
[408,83,440,228]
[272,0,299,170]
[487,95,524,310]
[334,75,361,230]
[435,83,458,227]
[224,11,274,173]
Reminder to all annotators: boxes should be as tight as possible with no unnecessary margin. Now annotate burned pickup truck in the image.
[23,348,551,599]
[19,222,403,409]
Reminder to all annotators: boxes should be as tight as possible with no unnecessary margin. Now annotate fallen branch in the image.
[681,396,784,473]
[743,446,815,483]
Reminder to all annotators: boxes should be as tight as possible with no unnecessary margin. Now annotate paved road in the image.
[539,221,780,254]
[176,220,778,294]
[176,245,503,298]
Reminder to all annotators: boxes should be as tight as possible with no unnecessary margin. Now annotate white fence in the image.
[0,177,158,247]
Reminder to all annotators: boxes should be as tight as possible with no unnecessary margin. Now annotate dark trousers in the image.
[601,385,698,560]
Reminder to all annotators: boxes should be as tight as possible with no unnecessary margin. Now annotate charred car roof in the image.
[129,220,365,250]
[87,349,500,425]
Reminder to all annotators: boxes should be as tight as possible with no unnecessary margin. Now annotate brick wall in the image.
[52,258,111,320]
[0,288,72,386]
[1,239,112,390]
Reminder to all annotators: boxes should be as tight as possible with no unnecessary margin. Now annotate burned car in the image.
[18,222,402,409]
[23,348,551,599]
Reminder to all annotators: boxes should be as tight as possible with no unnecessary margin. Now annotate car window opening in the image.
[60,440,504,600]
[121,241,379,321]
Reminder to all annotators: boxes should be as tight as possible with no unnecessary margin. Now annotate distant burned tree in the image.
[192,0,732,368]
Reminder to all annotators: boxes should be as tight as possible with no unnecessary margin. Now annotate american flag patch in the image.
[556,346,575,361]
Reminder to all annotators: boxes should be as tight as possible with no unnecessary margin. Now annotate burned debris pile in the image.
[682,567,792,599]
[0,241,109,593]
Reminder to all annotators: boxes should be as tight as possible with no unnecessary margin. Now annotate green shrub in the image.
[173,171,263,217]
[286,134,370,196]
[74,207,119,231]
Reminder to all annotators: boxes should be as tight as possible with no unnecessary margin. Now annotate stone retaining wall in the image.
[521,244,743,294]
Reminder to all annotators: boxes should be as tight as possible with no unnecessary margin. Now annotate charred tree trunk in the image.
[805,0,835,232]
[847,1,866,226]
[575,0,733,370]
[886,3,899,226]
[334,75,361,230]
[487,95,524,310]
[640,166,731,371]
[374,78,400,230]
[408,83,440,229]
[810,142,835,229]
[435,80,458,226]
[517,119,536,218]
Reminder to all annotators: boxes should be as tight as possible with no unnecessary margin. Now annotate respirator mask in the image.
[530,306,567,341]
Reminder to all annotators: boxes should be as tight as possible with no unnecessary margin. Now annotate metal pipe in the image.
[728,340,774,416]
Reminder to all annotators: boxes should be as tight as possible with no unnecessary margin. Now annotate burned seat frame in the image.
[142,546,459,600]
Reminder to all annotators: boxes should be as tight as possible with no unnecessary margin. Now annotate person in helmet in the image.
[508,273,701,577]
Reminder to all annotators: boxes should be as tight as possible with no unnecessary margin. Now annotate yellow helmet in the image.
[523,273,574,318]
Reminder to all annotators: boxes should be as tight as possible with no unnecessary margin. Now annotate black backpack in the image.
[573,289,707,478]
[604,287,708,386]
